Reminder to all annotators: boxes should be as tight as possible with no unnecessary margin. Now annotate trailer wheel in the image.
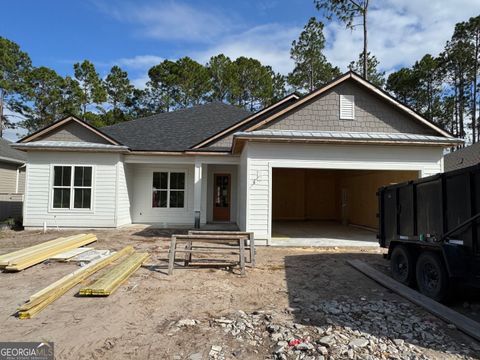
[390,245,415,286]
[416,251,449,302]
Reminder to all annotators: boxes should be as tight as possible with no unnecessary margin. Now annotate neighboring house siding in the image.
[262,79,437,135]
[444,143,480,171]
[0,162,18,193]
[35,121,111,144]
[130,164,195,225]
[116,160,132,226]
[244,142,444,241]
[24,152,120,228]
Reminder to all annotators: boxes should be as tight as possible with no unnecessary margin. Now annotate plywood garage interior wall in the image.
[272,168,418,229]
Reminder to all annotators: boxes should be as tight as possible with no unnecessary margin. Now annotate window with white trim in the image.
[152,172,185,208]
[340,94,355,119]
[52,166,92,209]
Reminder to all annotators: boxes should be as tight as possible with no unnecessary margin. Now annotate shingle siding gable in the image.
[261,79,438,135]
[35,121,111,144]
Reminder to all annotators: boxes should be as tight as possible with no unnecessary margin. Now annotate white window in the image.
[52,165,93,209]
[340,94,355,120]
[152,172,185,208]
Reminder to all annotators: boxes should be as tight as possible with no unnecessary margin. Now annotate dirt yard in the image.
[0,227,479,360]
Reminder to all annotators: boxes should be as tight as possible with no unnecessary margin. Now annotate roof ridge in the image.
[102,101,249,130]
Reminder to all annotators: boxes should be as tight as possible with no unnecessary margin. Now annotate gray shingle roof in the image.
[444,143,480,171]
[101,102,251,151]
[0,138,27,163]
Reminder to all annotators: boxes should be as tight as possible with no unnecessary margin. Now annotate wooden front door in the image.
[213,174,231,221]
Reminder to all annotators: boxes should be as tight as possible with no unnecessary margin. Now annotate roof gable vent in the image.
[340,94,355,120]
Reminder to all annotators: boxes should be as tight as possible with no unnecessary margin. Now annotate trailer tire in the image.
[391,245,415,286]
[416,251,449,302]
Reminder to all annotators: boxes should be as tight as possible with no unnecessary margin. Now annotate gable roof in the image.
[0,138,27,164]
[234,71,453,138]
[191,93,300,149]
[19,116,121,145]
[102,101,251,151]
[444,143,480,171]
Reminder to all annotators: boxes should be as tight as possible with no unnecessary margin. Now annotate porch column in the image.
[193,160,203,228]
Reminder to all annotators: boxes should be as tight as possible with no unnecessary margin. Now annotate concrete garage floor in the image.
[271,220,379,247]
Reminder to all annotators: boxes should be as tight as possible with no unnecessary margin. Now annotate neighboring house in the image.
[444,142,480,171]
[13,72,461,243]
[0,138,27,220]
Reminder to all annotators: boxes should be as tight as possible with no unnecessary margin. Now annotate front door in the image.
[213,174,231,221]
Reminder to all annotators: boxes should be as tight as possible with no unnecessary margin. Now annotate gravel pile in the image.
[200,297,478,359]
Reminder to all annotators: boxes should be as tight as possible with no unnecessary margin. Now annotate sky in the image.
[2,0,480,141]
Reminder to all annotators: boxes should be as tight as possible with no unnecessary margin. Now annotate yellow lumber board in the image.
[5,235,97,271]
[79,252,149,296]
[49,247,94,261]
[0,234,94,267]
[17,246,135,318]
[0,234,88,266]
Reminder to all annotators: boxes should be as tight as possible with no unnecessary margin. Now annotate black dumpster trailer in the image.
[378,163,480,302]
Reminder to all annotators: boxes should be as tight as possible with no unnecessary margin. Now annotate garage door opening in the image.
[271,168,418,246]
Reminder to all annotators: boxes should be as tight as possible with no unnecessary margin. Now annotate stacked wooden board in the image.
[0,234,97,271]
[79,252,149,296]
[17,246,135,319]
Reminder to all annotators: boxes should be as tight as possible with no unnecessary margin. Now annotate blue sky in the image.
[2,0,480,140]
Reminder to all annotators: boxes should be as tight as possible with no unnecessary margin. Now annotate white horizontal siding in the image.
[24,152,120,228]
[116,159,132,226]
[130,163,195,226]
[244,142,444,241]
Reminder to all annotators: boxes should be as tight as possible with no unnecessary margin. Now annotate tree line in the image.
[0,13,378,136]
[386,16,480,143]
[0,12,479,146]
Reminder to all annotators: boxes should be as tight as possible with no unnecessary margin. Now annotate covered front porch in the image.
[123,154,241,229]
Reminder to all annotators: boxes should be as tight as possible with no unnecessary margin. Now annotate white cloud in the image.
[94,1,235,43]
[193,23,300,74]
[95,0,480,78]
[131,74,150,89]
[324,0,480,73]
[115,55,164,69]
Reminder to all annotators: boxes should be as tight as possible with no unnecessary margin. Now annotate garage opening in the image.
[271,168,418,246]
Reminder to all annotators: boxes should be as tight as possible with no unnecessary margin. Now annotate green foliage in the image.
[288,17,340,93]
[175,57,211,107]
[105,65,134,111]
[348,52,385,88]
[74,60,107,114]
[147,60,181,112]
[20,66,65,132]
[314,0,369,78]
[387,55,444,124]
[314,0,366,29]
[227,57,274,110]
[387,15,480,142]
[207,54,233,102]
[0,37,32,136]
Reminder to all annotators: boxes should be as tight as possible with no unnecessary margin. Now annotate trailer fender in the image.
[441,243,469,278]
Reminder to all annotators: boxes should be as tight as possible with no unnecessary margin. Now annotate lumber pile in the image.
[79,252,149,296]
[17,246,135,319]
[49,247,94,262]
[0,234,97,271]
